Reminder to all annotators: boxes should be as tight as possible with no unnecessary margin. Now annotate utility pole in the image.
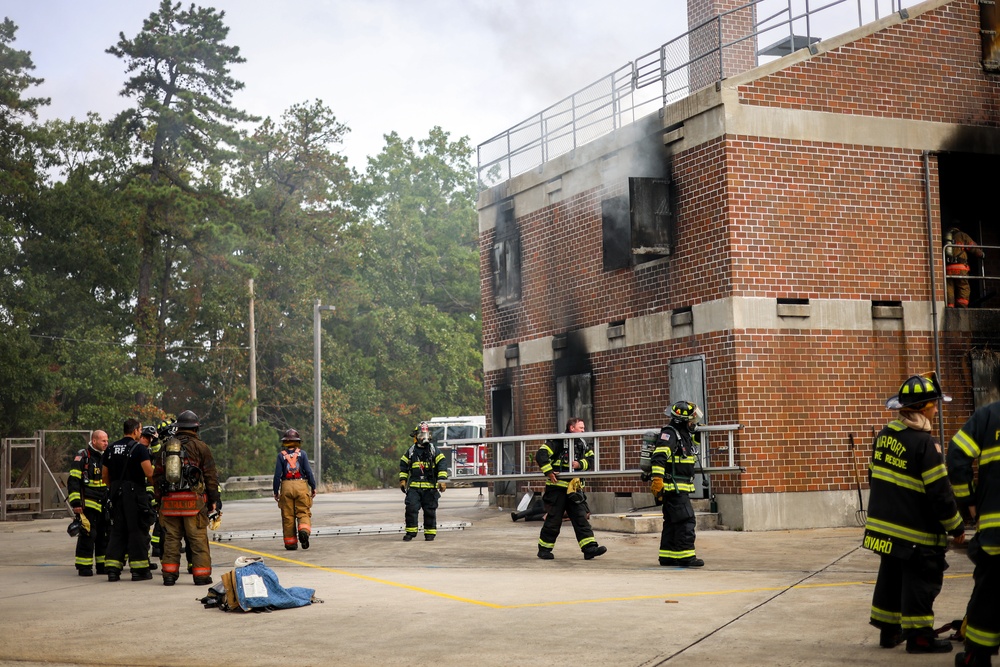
[249,278,257,426]
[313,300,335,480]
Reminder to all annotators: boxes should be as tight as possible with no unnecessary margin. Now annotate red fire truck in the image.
[426,416,487,477]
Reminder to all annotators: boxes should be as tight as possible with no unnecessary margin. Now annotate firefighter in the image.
[102,419,155,582]
[68,430,109,576]
[863,373,965,653]
[138,425,161,566]
[399,422,448,541]
[944,224,984,308]
[651,401,705,567]
[272,428,317,550]
[535,417,606,560]
[152,410,220,586]
[949,399,1000,667]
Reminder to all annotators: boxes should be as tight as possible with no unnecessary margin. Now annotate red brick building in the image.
[477,0,1000,529]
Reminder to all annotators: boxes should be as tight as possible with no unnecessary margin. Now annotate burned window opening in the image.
[493,200,521,307]
[555,373,593,433]
[602,177,673,271]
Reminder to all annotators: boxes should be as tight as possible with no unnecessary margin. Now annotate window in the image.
[555,373,593,432]
[492,200,521,307]
[602,177,672,270]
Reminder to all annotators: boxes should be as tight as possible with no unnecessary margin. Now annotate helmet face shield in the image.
[666,401,703,431]
[417,422,432,444]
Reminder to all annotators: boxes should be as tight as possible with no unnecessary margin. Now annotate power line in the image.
[28,333,248,351]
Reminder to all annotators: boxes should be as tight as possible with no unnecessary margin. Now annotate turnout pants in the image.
[404,487,439,537]
[659,492,697,561]
[74,505,108,571]
[104,482,152,573]
[964,538,1000,653]
[537,485,596,552]
[278,479,313,548]
[869,546,946,636]
[159,492,212,581]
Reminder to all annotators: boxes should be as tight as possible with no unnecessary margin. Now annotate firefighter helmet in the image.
[141,425,159,442]
[176,410,200,429]
[413,421,432,445]
[67,518,82,538]
[281,428,301,443]
[885,373,952,410]
[157,419,178,440]
[667,400,703,423]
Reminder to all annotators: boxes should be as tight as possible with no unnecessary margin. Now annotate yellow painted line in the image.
[212,541,972,609]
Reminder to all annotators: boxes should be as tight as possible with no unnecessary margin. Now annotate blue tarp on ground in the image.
[234,560,315,611]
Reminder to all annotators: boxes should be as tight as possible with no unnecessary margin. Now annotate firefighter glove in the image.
[400,480,408,493]
[437,482,446,493]
[650,478,664,497]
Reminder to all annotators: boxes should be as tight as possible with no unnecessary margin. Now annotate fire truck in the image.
[425,416,487,477]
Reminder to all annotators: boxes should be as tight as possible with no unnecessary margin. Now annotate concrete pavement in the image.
[0,487,976,667]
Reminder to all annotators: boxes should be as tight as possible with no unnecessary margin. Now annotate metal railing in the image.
[478,0,917,189]
[442,424,743,483]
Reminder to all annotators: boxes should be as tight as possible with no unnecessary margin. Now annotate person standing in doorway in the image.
[945,223,984,308]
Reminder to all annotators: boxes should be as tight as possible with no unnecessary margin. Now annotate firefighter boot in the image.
[298,529,310,550]
[162,574,178,587]
[955,648,993,666]
[77,568,93,577]
[906,632,953,654]
[106,569,121,582]
[402,532,416,542]
[676,556,705,567]
[537,547,554,560]
[425,534,435,541]
[131,569,153,581]
[583,545,607,560]
[879,625,903,648]
[193,576,213,586]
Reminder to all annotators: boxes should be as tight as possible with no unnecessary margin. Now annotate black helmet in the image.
[67,518,82,538]
[886,373,952,410]
[157,419,178,439]
[176,410,200,429]
[281,428,301,443]
[141,425,159,441]
[667,400,702,422]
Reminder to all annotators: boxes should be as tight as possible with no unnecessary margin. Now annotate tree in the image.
[0,17,54,436]
[106,0,259,382]
[229,100,359,480]
[331,128,483,483]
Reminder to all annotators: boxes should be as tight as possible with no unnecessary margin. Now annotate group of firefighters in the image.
[863,372,999,666]
[68,411,220,585]
[66,392,998,664]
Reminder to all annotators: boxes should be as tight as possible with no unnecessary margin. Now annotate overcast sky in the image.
[7,1,689,171]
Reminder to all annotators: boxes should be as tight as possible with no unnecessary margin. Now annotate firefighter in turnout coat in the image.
[399,422,448,541]
[152,410,220,586]
[863,374,965,654]
[949,400,1000,666]
[273,429,317,550]
[535,418,606,560]
[68,430,109,575]
[651,401,704,567]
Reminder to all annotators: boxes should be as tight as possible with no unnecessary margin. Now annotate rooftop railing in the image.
[478,0,917,190]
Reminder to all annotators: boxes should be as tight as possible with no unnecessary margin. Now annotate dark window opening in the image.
[492,201,521,307]
[602,177,673,271]
[555,373,593,432]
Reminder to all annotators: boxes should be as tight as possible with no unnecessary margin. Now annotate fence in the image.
[478,0,917,188]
